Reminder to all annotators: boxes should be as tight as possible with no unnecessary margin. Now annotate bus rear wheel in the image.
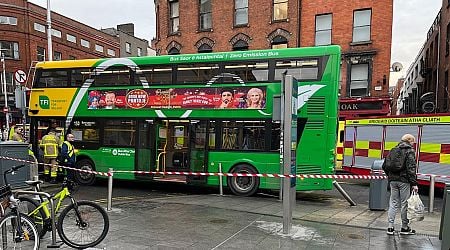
[75,159,96,185]
[228,164,259,196]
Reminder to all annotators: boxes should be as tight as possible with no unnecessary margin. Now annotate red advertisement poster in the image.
[87,86,266,110]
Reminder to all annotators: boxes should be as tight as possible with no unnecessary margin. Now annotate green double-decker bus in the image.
[28,46,340,196]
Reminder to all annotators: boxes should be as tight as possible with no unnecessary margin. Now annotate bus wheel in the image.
[75,159,96,185]
[228,164,259,196]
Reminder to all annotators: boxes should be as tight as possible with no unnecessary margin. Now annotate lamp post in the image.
[46,0,53,61]
[0,50,10,134]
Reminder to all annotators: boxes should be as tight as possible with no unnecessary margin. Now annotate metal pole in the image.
[49,198,57,246]
[429,175,435,213]
[219,163,223,196]
[107,168,113,211]
[46,0,53,61]
[333,180,357,206]
[1,52,9,133]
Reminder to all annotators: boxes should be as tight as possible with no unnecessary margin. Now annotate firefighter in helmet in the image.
[39,128,60,183]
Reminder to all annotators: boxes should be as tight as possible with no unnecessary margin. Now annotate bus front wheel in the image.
[75,159,96,185]
[228,164,259,196]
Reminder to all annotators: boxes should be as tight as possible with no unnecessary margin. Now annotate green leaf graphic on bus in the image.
[39,95,50,109]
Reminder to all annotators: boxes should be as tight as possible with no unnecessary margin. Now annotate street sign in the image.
[14,69,27,84]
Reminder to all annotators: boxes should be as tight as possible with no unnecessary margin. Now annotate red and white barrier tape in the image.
[113,170,388,179]
[0,155,112,177]
[2,155,450,180]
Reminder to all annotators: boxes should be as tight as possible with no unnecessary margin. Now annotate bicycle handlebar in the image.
[3,165,26,186]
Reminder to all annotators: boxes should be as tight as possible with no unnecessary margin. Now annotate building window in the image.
[66,34,76,43]
[54,51,62,61]
[234,0,248,26]
[273,0,288,21]
[315,14,332,46]
[69,55,76,60]
[95,44,104,53]
[169,0,180,34]
[198,43,213,53]
[232,40,248,51]
[349,63,369,97]
[353,9,371,43]
[125,42,131,53]
[107,49,116,56]
[137,47,142,56]
[0,16,17,25]
[51,29,62,38]
[168,47,180,55]
[81,39,90,48]
[0,41,19,59]
[446,23,450,56]
[37,46,45,61]
[34,23,46,33]
[199,0,212,31]
[271,35,288,49]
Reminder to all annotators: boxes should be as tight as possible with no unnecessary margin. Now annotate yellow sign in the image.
[346,116,450,126]
[28,88,78,117]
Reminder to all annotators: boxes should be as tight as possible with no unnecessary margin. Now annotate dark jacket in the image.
[61,141,76,166]
[383,141,418,186]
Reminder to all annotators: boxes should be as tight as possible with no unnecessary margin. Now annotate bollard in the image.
[219,163,223,196]
[440,183,450,241]
[429,175,435,213]
[107,168,113,211]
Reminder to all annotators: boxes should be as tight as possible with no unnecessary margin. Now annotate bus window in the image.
[71,68,92,87]
[93,66,134,86]
[176,64,219,84]
[71,120,99,143]
[138,66,173,85]
[103,120,136,147]
[221,121,266,151]
[274,58,321,81]
[35,69,69,87]
[223,62,268,82]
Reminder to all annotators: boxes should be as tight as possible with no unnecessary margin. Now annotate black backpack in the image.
[383,146,406,173]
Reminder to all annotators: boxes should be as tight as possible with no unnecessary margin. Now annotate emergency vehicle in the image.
[341,114,450,188]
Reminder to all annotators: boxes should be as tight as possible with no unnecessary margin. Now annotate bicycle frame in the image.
[30,187,72,220]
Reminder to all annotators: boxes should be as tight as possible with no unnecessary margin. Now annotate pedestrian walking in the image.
[382,133,419,235]
[40,128,60,183]
[60,133,77,181]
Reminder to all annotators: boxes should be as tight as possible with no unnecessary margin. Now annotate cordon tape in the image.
[1,155,449,180]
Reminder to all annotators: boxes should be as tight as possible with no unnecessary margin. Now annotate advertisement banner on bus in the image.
[87,87,267,110]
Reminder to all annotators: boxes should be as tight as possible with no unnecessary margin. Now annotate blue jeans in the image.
[388,181,411,228]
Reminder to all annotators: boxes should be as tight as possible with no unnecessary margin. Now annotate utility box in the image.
[369,159,389,210]
[0,141,30,188]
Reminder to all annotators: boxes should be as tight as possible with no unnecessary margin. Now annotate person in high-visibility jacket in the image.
[60,133,76,181]
[40,128,60,183]
[11,126,25,142]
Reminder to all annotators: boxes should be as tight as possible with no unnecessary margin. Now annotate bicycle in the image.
[0,165,39,249]
[18,177,109,249]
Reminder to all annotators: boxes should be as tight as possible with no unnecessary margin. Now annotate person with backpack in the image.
[382,133,419,235]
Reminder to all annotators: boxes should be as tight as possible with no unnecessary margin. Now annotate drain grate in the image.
[209,219,229,224]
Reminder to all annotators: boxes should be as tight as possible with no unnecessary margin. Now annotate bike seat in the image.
[25,180,44,186]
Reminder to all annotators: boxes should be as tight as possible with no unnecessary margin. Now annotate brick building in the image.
[398,2,448,115]
[0,0,120,125]
[154,0,394,119]
[101,23,150,57]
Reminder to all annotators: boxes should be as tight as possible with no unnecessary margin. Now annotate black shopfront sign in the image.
[339,101,383,111]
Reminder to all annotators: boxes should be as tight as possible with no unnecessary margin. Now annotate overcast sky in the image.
[29,0,441,86]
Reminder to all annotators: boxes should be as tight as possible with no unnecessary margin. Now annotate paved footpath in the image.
[40,182,443,249]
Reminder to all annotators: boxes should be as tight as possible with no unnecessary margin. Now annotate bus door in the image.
[188,120,209,183]
[135,120,155,178]
[155,120,190,172]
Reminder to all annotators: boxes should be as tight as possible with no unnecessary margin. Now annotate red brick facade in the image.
[154,0,394,118]
[0,0,119,124]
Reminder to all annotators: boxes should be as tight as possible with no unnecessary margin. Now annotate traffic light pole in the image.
[1,52,9,133]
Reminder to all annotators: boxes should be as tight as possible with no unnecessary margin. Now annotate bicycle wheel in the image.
[17,196,48,238]
[57,200,109,249]
[0,212,40,249]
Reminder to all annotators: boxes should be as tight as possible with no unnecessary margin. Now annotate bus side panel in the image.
[206,152,279,189]
[78,147,136,180]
